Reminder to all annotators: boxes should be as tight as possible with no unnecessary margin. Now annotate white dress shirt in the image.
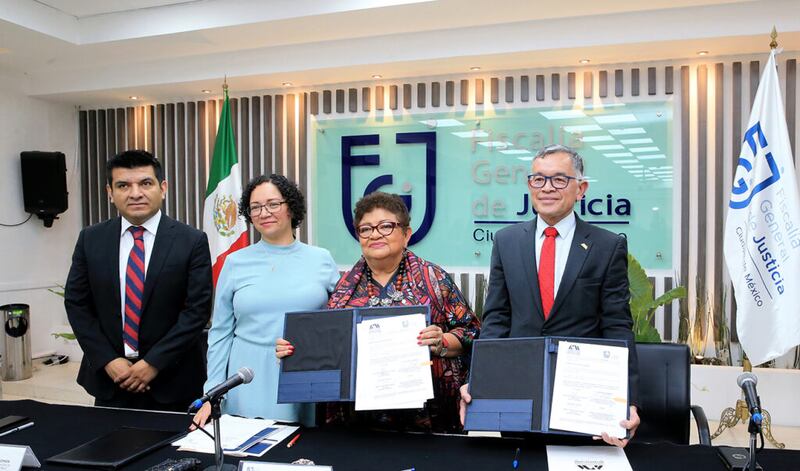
[534,212,577,298]
[118,210,161,357]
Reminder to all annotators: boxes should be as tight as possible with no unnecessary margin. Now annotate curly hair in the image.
[353,192,411,228]
[239,174,306,229]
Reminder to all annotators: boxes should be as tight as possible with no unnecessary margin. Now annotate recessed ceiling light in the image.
[282,82,293,87]
[372,74,383,79]
[202,89,212,94]
[129,96,139,100]
[579,59,591,64]
[697,50,709,56]
[470,66,481,71]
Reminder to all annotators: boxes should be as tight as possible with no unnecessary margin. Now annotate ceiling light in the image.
[372,74,383,79]
[697,50,709,56]
[129,96,139,100]
[202,89,212,94]
[470,66,481,71]
[282,82,293,87]
[579,59,591,64]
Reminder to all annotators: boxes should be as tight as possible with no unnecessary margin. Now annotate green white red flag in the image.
[203,88,249,285]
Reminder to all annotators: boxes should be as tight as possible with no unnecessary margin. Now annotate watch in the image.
[438,335,449,357]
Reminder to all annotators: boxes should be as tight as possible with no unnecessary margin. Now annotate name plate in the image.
[0,445,40,470]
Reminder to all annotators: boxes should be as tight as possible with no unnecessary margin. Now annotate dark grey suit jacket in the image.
[480,214,639,404]
[65,215,213,405]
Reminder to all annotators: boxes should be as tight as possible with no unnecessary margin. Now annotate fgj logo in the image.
[730,122,781,209]
[341,132,437,245]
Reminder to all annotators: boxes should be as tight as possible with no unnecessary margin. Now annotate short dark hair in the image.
[354,192,411,228]
[239,174,306,228]
[106,149,164,185]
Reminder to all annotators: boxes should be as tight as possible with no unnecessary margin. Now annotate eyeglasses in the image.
[356,221,405,239]
[247,201,286,217]
[527,174,580,189]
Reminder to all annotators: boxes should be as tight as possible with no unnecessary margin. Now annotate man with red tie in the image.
[65,150,212,411]
[460,144,640,446]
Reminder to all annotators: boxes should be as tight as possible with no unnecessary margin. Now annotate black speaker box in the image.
[20,151,68,226]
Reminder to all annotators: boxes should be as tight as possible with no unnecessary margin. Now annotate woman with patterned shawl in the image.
[277,192,480,433]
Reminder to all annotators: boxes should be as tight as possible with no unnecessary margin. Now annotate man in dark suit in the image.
[460,144,640,447]
[65,150,212,412]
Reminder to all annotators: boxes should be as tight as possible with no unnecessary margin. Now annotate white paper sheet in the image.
[237,462,332,471]
[354,313,434,411]
[173,415,297,457]
[548,341,629,438]
[546,445,632,471]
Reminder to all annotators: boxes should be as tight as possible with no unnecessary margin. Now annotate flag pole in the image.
[769,26,778,50]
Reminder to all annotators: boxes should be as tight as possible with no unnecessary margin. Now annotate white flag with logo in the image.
[723,50,800,365]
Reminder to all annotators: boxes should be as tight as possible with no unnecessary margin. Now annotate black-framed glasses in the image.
[527,174,580,189]
[247,201,286,216]
[356,221,404,239]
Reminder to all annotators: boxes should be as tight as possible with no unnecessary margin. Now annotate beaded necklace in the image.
[365,256,406,307]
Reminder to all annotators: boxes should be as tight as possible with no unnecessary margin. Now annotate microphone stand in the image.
[746,407,761,471]
[204,397,236,471]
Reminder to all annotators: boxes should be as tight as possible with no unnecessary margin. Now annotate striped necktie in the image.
[124,226,145,353]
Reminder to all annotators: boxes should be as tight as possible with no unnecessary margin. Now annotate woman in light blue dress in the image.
[193,174,338,427]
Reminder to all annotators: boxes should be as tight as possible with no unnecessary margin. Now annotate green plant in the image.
[47,284,75,342]
[628,253,687,343]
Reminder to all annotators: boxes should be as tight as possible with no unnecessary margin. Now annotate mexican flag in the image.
[203,88,249,285]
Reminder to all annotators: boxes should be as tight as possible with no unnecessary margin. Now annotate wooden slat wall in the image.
[78,93,312,245]
[78,54,800,345]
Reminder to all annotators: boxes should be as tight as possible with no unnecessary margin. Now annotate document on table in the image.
[546,445,632,471]
[354,313,434,411]
[549,341,629,438]
[238,462,332,471]
[173,415,297,457]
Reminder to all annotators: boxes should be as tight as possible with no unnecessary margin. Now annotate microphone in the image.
[737,372,763,425]
[189,367,254,411]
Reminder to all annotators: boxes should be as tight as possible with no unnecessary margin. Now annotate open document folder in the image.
[464,336,629,438]
[173,415,297,457]
[277,305,431,405]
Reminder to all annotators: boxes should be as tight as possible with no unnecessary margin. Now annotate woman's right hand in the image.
[275,338,294,359]
[190,401,212,430]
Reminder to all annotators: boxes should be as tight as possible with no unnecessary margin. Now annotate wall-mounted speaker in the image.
[20,151,68,228]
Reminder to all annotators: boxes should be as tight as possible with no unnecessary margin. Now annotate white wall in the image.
[0,71,83,361]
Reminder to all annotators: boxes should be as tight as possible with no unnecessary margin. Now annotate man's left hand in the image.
[596,405,640,448]
[119,359,159,393]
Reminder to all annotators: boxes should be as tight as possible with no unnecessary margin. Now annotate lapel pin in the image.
[580,243,588,250]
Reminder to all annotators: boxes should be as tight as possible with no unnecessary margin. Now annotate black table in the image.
[0,400,796,470]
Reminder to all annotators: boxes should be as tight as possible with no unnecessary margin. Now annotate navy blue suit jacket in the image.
[65,215,212,404]
[480,214,639,405]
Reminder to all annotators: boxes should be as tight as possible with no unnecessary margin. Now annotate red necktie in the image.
[539,226,558,319]
[124,226,145,353]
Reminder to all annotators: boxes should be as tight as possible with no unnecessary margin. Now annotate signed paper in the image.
[549,341,629,438]
[355,314,433,411]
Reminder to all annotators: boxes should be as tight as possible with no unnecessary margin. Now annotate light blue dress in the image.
[204,239,339,425]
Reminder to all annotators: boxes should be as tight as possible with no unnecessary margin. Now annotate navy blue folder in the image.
[464,336,629,435]
[277,305,431,404]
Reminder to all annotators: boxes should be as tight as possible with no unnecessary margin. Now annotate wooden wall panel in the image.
[76,55,800,350]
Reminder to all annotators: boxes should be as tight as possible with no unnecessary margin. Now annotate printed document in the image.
[546,445,632,471]
[355,314,433,411]
[549,341,629,438]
